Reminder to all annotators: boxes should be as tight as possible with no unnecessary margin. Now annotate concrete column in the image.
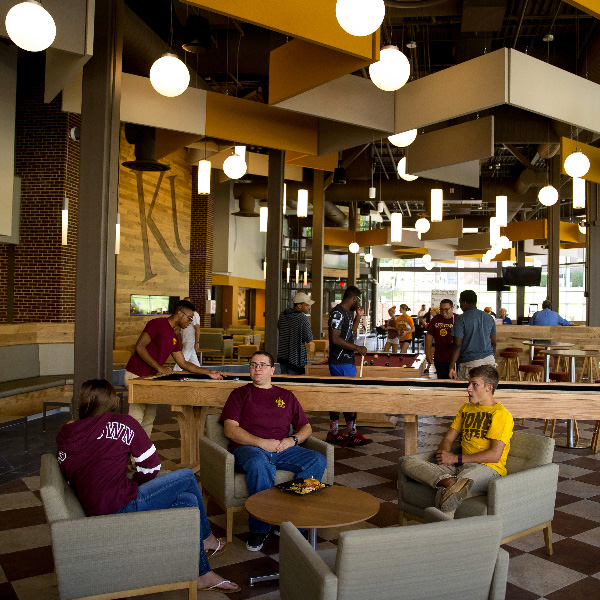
[546,157,561,310]
[311,171,325,340]
[73,0,122,409]
[348,202,358,286]
[516,240,525,319]
[264,149,284,357]
[586,182,600,325]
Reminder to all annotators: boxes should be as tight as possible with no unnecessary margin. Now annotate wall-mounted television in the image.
[502,267,542,286]
[486,277,511,292]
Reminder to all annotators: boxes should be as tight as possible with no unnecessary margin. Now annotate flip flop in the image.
[207,538,227,558]
[198,579,241,594]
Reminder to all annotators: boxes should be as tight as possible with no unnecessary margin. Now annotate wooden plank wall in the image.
[115,127,193,351]
[0,323,74,347]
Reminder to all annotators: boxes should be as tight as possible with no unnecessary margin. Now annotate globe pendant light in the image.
[390,212,403,242]
[579,223,586,234]
[422,254,432,264]
[259,206,268,232]
[149,53,190,97]
[431,189,443,222]
[223,146,247,179]
[398,156,418,181]
[364,252,373,263]
[499,235,512,250]
[297,189,308,218]
[349,242,360,253]
[489,217,500,245]
[335,0,385,37]
[369,45,410,91]
[388,129,417,148]
[495,195,507,227]
[424,262,433,271]
[197,160,211,194]
[564,151,590,178]
[572,177,585,209]
[415,217,430,234]
[538,184,558,206]
[5,0,56,52]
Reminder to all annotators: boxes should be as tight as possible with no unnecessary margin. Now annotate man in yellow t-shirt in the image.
[401,364,513,513]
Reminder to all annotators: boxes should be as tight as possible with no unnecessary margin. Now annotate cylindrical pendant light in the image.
[263,259,267,280]
[369,186,376,199]
[259,206,268,232]
[197,159,211,194]
[377,201,384,213]
[489,217,501,245]
[335,0,385,37]
[398,156,418,181]
[150,53,190,97]
[115,212,121,255]
[564,151,590,178]
[430,189,443,222]
[538,185,558,206]
[5,0,56,52]
[572,177,586,209]
[296,265,300,284]
[390,212,403,242]
[286,261,290,283]
[303,269,308,285]
[495,195,507,227]
[297,189,308,218]
[61,198,68,246]
[283,183,287,215]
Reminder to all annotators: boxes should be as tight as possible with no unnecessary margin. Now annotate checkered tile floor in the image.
[1,407,600,599]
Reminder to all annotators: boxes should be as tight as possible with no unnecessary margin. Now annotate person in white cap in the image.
[277,292,314,375]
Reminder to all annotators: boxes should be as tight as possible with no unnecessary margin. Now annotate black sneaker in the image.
[272,525,307,538]
[246,531,270,551]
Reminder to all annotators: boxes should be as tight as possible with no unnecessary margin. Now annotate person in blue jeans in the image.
[221,351,327,551]
[56,379,240,594]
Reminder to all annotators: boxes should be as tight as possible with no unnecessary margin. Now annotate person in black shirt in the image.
[326,285,372,447]
[277,292,314,375]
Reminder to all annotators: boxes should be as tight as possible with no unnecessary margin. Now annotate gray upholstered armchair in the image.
[398,431,559,555]
[40,454,200,600]
[278,508,509,600]
[198,413,334,542]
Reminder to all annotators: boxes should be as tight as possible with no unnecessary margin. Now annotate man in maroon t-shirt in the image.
[220,350,327,552]
[425,298,456,380]
[126,300,223,436]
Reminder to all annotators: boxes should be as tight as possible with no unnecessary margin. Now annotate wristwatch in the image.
[291,435,299,446]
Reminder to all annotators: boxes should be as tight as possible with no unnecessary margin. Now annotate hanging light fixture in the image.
[197,159,211,194]
[499,235,512,250]
[390,212,403,242]
[489,217,501,245]
[564,151,590,178]
[223,146,247,179]
[377,201,384,213]
[415,218,430,234]
[369,186,376,199]
[296,264,300,284]
[61,198,68,246]
[495,195,507,227]
[115,213,121,255]
[5,0,56,52]
[364,252,373,263]
[422,253,432,264]
[297,189,308,218]
[303,268,308,286]
[263,259,267,280]
[388,129,417,148]
[286,261,291,283]
[398,156,418,181]
[349,242,360,253]
[424,262,433,271]
[430,189,443,222]
[579,223,586,234]
[149,53,190,97]
[283,183,287,215]
[369,45,411,91]
[538,184,558,206]
[335,0,385,37]
[259,206,268,232]
[572,177,586,209]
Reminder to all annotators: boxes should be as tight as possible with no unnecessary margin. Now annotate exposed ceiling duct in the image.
[122,124,170,172]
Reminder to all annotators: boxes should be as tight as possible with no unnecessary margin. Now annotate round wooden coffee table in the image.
[245,484,380,586]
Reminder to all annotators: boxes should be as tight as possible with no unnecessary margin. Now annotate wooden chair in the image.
[591,421,600,454]
[499,351,520,381]
[305,341,315,361]
[313,340,329,359]
[237,344,258,363]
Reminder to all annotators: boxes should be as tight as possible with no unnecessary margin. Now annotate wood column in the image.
[516,240,525,319]
[73,0,122,410]
[586,182,600,325]
[348,202,358,287]
[264,149,284,358]
[311,171,325,340]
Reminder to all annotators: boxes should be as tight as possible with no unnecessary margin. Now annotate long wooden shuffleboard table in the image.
[128,373,600,466]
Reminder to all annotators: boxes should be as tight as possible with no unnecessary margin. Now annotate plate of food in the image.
[276,478,329,495]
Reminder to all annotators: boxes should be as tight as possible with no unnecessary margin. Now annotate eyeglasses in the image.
[250,362,271,370]
[440,307,453,311]
[181,311,194,321]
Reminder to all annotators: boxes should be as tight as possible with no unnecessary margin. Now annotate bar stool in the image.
[518,364,543,382]
[544,372,579,442]
[579,350,600,382]
[591,420,600,454]
[499,351,520,381]
[305,341,315,361]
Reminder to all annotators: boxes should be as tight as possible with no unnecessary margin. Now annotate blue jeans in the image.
[117,469,211,576]
[233,445,327,533]
[328,363,357,422]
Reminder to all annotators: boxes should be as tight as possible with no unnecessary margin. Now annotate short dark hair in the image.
[343,285,361,300]
[440,298,454,307]
[468,365,499,392]
[78,379,120,420]
[459,290,477,306]
[173,299,196,314]
[542,300,552,310]
[251,350,274,367]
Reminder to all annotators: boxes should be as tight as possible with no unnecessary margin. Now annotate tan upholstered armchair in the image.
[40,454,200,600]
[198,414,334,542]
[278,508,509,600]
[398,431,559,555]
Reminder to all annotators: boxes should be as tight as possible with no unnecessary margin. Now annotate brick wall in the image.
[189,166,214,327]
[0,53,79,323]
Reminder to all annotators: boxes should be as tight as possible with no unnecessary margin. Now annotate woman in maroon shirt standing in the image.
[56,379,240,594]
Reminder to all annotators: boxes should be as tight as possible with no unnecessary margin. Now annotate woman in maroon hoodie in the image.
[56,379,240,594]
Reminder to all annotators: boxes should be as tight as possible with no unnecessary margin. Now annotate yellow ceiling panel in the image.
[285,151,338,172]
[561,137,600,184]
[562,1,600,19]
[505,220,546,241]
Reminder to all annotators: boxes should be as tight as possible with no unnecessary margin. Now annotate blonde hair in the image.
[399,303,410,311]
[388,306,396,314]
